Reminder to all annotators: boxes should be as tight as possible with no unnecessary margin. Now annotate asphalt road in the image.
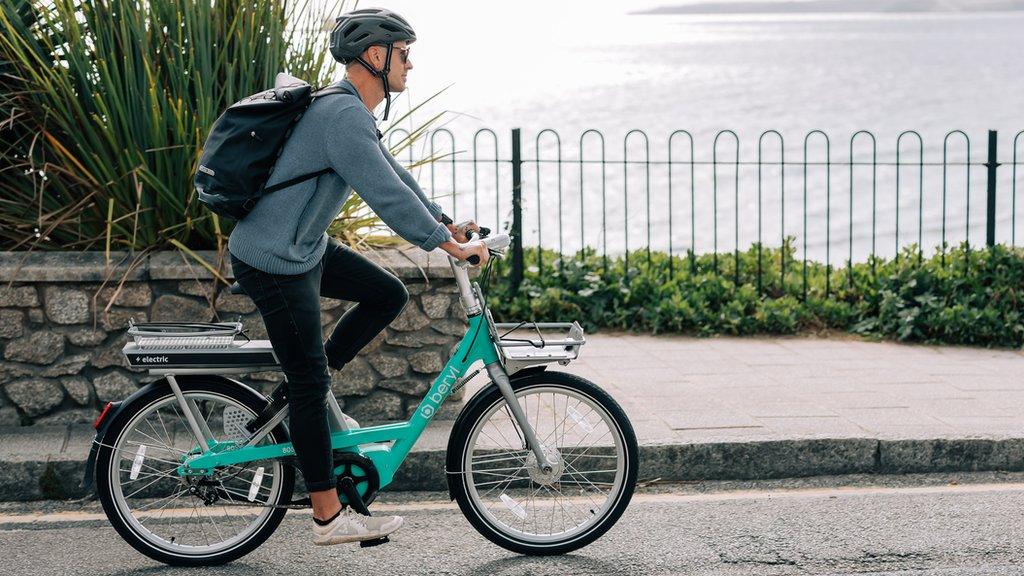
[2,473,1023,576]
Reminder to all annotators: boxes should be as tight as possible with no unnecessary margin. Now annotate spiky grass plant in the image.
[1,0,447,255]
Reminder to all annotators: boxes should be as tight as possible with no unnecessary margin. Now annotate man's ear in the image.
[369,45,383,67]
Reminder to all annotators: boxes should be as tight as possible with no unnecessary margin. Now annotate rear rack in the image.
[127,319,247,350]
[122,319,278,373]
[493,321,586,374]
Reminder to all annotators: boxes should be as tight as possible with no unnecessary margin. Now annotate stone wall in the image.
[0,248,470,426]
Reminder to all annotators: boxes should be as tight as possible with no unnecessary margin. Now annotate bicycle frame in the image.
[182,311,500,489]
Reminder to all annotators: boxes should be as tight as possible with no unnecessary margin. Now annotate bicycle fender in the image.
[443,365,547,500]
[80,374,268,490]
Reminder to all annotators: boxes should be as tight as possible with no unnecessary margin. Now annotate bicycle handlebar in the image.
[461,228,510,266]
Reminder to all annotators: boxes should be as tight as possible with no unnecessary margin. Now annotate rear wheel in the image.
[95,378,294,566]
[449,370,638,555]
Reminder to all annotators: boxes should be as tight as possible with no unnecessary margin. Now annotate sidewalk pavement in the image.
[2,333,1023,500]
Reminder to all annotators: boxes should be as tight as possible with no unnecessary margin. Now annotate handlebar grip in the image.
[467,254,481,265]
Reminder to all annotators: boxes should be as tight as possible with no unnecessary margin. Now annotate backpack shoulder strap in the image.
[261,85,357,194]
[262,168,333,194]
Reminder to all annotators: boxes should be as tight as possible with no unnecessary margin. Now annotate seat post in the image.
[326,391,349,431]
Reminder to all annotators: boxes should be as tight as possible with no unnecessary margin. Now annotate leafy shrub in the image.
[485,241,1024,348]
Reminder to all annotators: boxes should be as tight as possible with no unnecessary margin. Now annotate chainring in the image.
[332,451,380,508]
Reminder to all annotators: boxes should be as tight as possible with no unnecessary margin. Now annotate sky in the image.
[329,1,668,126]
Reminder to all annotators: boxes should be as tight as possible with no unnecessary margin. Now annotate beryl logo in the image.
[419,365,460,419]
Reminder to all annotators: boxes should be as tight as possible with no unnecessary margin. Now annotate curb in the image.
[3,437,1024,502]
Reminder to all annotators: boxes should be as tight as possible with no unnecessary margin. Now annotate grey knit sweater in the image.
[228,78,450,275]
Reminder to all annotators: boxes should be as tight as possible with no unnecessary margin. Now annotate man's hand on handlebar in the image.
[439,238,490,267]
[447,219,481,243]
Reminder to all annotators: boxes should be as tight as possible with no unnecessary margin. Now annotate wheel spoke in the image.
[471,452,529,466]
[119,443,186,467]
[135,485,189,513]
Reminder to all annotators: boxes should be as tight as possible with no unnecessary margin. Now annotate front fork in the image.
[484,361,556,474]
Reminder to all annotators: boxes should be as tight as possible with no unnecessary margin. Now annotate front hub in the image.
[525,446,563,485]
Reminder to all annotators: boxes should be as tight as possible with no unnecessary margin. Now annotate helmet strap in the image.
[351,43,395,121]
[380,44,394,120]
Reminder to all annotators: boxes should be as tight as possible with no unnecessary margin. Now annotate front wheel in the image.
[449,370,638,555]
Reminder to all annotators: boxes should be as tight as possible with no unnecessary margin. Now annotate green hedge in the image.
[485,241,1024,348]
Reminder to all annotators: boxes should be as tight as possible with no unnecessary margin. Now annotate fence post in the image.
[510,128,524,291]
[986,130,1000,248]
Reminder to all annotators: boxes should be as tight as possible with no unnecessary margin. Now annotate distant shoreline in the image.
[632,0,1024,16]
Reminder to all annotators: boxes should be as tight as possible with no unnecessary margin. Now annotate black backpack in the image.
[194,74,354,220]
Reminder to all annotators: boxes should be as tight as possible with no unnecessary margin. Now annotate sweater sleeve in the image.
[379,139,444,220]
[323,104,451,251]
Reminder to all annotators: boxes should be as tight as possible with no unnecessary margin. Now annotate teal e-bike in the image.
[84,230,638,566]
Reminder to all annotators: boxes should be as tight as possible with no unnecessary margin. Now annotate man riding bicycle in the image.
[228,7,488,545]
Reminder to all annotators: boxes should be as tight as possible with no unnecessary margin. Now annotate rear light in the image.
[94,402,114,430]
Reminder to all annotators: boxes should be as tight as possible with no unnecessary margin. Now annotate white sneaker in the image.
[312,507,404,545]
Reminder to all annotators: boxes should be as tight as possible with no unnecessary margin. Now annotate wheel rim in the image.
[108,392,283,558]
[462,385,629,545]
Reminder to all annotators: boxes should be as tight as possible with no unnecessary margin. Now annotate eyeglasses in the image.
[373,44,410,64]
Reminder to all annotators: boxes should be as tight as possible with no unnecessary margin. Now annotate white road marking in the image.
[2,482,1023,526]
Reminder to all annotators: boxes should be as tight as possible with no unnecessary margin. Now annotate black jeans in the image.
[229,237,409,492]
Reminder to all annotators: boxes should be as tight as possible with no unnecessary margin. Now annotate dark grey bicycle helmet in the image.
[330,8,416,120]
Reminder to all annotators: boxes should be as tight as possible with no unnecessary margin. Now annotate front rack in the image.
[127,319,247,350]
[492,321,586,373]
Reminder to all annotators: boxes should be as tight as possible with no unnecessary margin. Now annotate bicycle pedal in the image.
[359,536,389,548]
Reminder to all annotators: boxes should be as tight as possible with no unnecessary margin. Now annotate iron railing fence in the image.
[387,128,1024,299]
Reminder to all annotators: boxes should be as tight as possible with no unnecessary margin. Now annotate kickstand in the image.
[337,476,390,548]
